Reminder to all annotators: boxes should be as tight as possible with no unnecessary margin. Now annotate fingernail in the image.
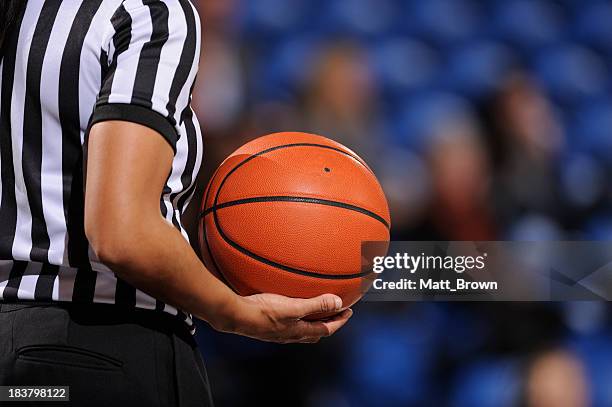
[334,297,342,310]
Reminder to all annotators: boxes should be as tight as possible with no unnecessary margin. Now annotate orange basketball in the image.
[198,132,390,313]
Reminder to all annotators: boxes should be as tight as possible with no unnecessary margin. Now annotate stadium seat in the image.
[323,0,398,37]
[582,214,612,240]
[569,334,612,406]
[569,101,612,158]
[342,307,441,406]
[373,38,439,95]
[534,44,609,104]
[572,1,612,54]
[560,154,608,209]
[394,91,476,149]
[491,0,565,49]
[450,359,521,407]
[409,0,482,45]
[251,34,322,98]
[442,40,518,98]
[506,214,565,241]
[241,0,310,36]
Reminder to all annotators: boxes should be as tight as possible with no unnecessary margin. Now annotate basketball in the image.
[198,132,390,314]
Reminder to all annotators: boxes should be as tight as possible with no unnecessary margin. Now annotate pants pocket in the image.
[10,345,145,407]
[16,344,123,371]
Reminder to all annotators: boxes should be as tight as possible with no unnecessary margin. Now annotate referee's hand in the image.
[214,293,353,344]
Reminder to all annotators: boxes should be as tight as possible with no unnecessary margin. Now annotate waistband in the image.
[0,300,196,341]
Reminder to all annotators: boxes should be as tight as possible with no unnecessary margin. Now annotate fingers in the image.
[282,294,343,319]
[285,308,354,344]
[321,308,353,337]
[297,337,321,344]
[240,293,352,344]
[293,320,330,339]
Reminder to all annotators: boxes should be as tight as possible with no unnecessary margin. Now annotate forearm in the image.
[93,214,240,329]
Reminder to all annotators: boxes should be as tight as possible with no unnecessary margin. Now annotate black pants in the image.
[0,302,214,407]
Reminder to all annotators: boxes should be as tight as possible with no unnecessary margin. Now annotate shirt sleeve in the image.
[91,0,200,153]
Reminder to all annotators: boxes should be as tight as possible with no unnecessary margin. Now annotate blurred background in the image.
[183,0,612,405]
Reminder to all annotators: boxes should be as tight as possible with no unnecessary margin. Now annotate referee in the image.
[0,1,352,405]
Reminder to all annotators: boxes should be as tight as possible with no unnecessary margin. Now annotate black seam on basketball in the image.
[212,143,378,280]
[200,196,390,229]
[246,142,374,174]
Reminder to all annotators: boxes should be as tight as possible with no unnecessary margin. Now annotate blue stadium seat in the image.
[569,100,612,159]
[560,154,608,209]
[408,0,482,45]
[491,0,565,49]
[341,306,441,406]
[394,91,476,149]
[240,0,311,37]
[251,34,323,99]
[534,44,609,104]
[450,359,521,407]
[442,40,518,98]
[373,38,439,96]
[569,334,612,406]
[582,214,612,240]
[321,0,398,37]
[506,214,565,241]
[572,1,612,53]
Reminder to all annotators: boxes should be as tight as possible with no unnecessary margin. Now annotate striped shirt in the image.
[0,0,203,333]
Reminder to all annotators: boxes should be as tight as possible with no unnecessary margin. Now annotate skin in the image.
[84,121,352,343]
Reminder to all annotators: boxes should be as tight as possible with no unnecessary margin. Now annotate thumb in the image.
[286,294,343,319]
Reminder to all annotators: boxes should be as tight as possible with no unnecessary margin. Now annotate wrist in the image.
[207,292,244,334]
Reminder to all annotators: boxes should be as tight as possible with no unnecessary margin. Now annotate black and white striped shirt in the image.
[0,0,203,332]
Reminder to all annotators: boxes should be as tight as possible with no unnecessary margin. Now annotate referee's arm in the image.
[84,0,351,343]
[85,121,351,343]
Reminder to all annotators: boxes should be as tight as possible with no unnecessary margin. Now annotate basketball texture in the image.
[198,132,391,312]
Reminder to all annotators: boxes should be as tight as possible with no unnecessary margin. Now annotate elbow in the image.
[85,211,134,268]
[89,238,129,270]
